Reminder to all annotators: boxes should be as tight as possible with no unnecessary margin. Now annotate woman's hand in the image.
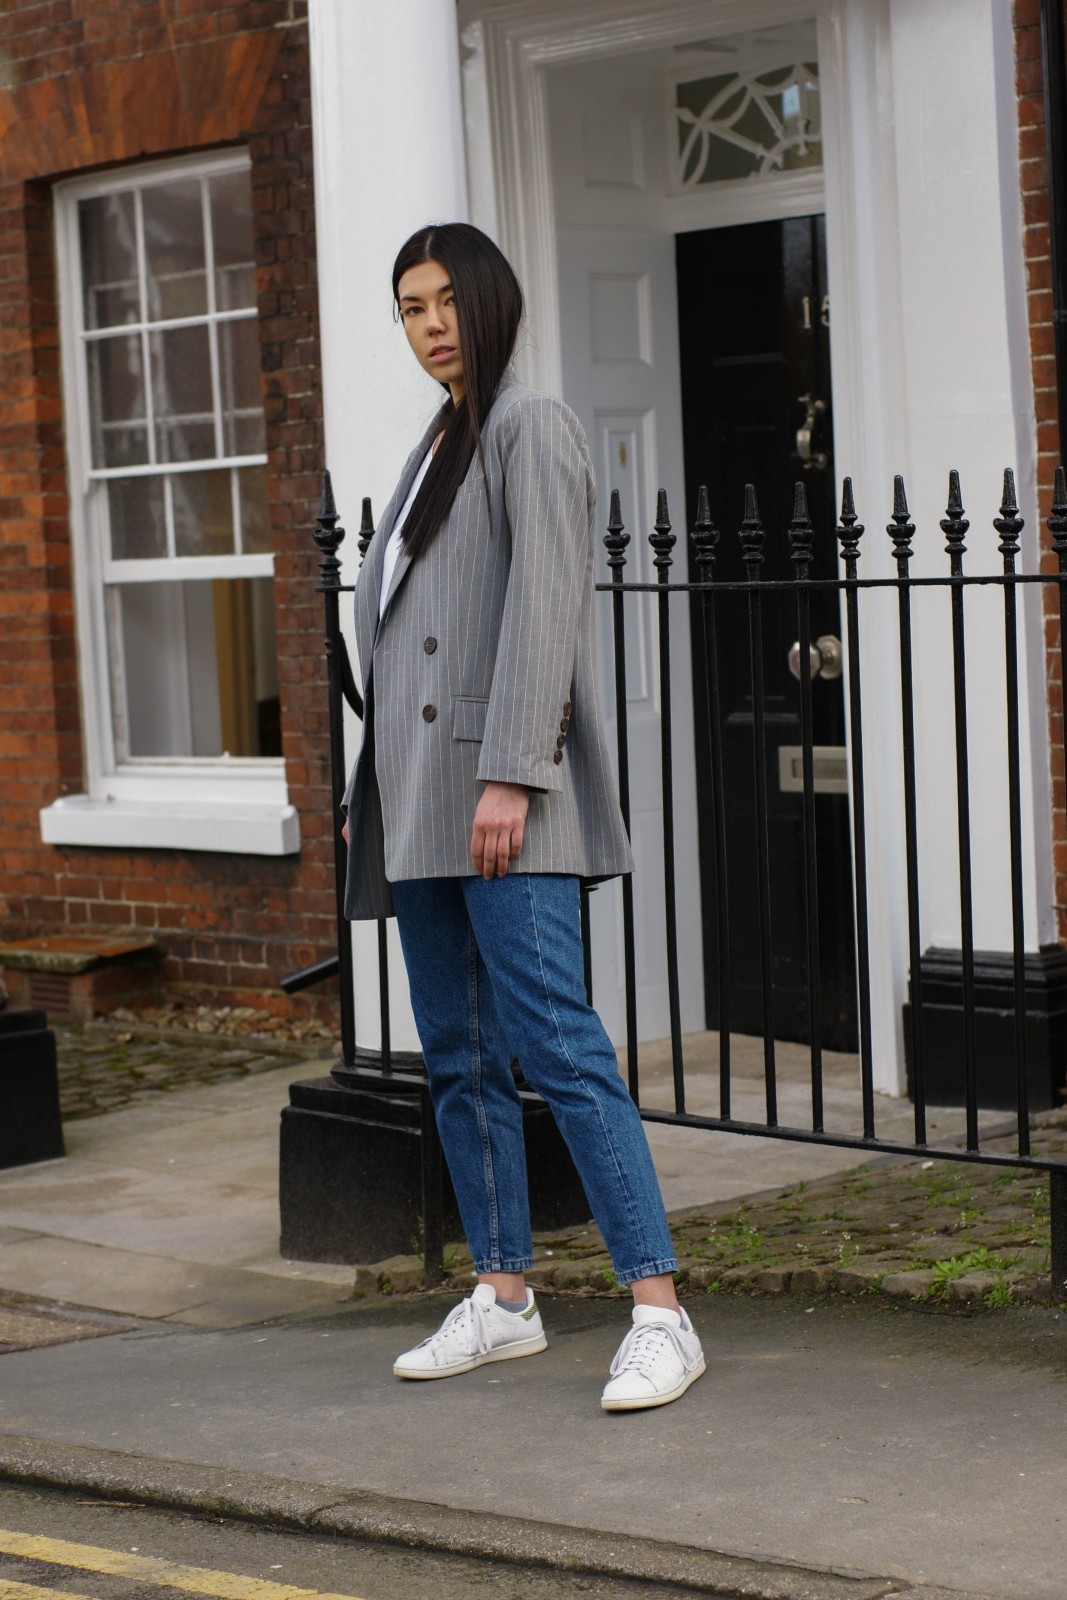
[341,819,350,845]
[471,781,529,880]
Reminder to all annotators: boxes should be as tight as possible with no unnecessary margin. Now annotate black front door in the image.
[676,216,858,1052]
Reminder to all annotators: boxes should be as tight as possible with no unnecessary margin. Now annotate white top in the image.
[379,447,434,617]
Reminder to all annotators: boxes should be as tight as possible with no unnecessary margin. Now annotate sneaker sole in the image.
[600,1353,706,1412]
[393,1330,548,1381]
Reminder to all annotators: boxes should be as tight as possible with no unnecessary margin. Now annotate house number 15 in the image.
[801,294,831,329]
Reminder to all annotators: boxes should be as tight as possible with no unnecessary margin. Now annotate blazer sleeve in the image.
[477,393,591,794]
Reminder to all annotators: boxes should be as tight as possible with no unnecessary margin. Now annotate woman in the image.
[341,222,704,1412]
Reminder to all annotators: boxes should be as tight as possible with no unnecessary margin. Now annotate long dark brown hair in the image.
[391,223,524,559]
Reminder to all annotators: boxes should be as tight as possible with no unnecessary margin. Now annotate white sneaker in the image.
[393,1284,547,1380]
[601,1304,705,1412]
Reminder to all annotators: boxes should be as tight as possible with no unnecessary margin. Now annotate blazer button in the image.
[552,749,563,765]
[563,700,573,716]
[556,734,566,749]
[559,717,570,733]
[423,636,437,654]
[422,704,437,723]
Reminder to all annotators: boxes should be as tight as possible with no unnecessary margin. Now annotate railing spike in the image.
[690,483,719,575]
[357,495,375,562]
[739,481,765,568]
[887,474,915,566]
[1048,466,1067,561]
[313,467,347,584]
[650,486,676,572]
[604,487,630,572]
[788,479,814,573]
[836,477,864,565]
[994,467,1024,561]
[941,469,969,569]
[319,466,338,523]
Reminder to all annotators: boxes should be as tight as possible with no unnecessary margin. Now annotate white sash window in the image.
[44,152,298,855]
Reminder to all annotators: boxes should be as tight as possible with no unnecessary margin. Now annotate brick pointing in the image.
[0,0,336,1019]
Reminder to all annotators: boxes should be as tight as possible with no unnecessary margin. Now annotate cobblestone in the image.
[401,1108,1067,1313]
[53,1019,331,1122]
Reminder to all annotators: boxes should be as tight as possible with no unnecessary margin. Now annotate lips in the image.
[429,345,456,360]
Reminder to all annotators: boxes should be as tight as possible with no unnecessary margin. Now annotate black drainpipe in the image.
[1040,0,1067,472]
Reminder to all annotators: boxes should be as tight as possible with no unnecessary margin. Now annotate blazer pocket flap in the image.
[452,696,489,741]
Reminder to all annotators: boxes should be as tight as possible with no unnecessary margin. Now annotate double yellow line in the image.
[0,1529,365,1600]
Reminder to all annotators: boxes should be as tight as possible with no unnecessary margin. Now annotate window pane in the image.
[150,323,215,461]
[79,192,140,330]
[219,317,265,455]
[172,468,234,557]
[238,466,271,554]
[109,576,280,758]
[209,170,257,311]
[86,333,148,468]
[107,476,166,560]
[143,178,207,321]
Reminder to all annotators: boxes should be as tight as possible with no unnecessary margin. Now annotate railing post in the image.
[942,472,979,1152]
[691,485,732,1120]
[650,488,685,1115]
[604,490,639,1100]
[788,481,824,1131]
[313,469,356,1067]
[739,485,777,1125]
[887,476,926,1144]
[837,481,876,1139]
[994,470,1030,1156]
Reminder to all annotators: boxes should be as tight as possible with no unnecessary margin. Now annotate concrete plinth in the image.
[0,1005,64,1170]
[279,1067,591,1265]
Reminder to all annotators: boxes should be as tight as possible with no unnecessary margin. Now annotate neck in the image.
[448,379,466,408]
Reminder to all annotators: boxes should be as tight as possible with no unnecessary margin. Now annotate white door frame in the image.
[466,0,1050,1096]
[476,0,824,397]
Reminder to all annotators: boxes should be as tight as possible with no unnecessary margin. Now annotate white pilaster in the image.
[308,0,469,1051]
[822,0,1052,1092]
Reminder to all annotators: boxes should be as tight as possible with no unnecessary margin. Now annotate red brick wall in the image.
[1015,0,1067,939]
[0,0,339,1019]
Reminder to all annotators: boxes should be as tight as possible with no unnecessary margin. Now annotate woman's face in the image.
[397,259,465,401]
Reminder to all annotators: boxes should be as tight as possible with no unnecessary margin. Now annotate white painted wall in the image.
[821,0,1052,1090]
[307,0,470,1052]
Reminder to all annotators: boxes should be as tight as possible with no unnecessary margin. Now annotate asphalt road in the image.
[0,1483,740,1600]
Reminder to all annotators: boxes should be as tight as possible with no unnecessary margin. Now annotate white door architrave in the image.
[463,0,1050,1096]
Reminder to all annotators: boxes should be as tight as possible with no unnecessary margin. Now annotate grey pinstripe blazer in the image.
[341,372,634,920]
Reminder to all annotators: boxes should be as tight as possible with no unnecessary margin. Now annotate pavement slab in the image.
[0,1295,1062,1599]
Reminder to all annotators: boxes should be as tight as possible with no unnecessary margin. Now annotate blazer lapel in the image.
[377,411,445,627]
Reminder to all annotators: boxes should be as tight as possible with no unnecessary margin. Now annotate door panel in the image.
[677,218,858,1051]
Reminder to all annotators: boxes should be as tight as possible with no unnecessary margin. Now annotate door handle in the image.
[788,635,843,681]
[796,392,828,471]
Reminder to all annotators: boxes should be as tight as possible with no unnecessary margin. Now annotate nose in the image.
[425,303,446,334]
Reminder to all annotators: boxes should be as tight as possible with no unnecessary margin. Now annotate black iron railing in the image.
[295,463,1067,1297]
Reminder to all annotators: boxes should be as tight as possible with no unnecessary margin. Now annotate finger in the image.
[509,823,524,859]
[470,824,485,875]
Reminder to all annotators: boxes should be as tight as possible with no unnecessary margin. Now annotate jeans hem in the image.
[473,1258,536,1276]
[613,1257,679,1285]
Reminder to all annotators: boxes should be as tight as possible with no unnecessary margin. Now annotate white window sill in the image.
[40,795,301,856]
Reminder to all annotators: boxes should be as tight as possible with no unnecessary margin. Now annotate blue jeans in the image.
[390,873,678,1284]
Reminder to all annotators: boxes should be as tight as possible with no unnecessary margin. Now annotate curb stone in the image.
[0,1433,1003,1600]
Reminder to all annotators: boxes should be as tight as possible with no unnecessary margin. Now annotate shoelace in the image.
[609,1320,700,1379]
[422,1295,493,1359]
